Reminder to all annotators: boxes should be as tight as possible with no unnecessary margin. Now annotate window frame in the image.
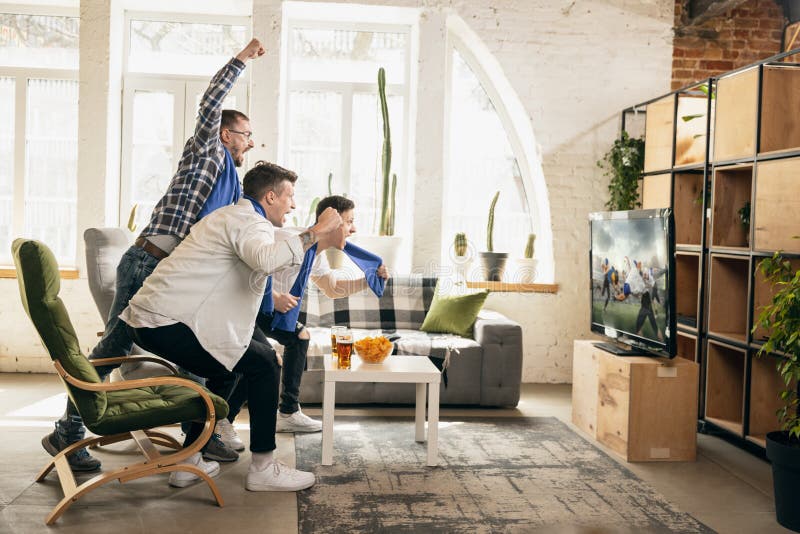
[281,18,412,230]
[118,11,250,230]
[0,7,80,268]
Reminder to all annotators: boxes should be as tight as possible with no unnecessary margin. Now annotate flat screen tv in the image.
[589,208,676,358]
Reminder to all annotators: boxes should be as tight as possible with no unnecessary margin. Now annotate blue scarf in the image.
[243,194,275,314]
[271,240,385,332]
[197,146,241,220]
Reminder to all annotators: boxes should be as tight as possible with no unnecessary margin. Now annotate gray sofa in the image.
[295,276,524,407]
[83,228,523,406]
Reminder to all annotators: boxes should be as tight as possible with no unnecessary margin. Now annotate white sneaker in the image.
[245,460,315,492]
[169,452,220,488]
[276,408,322,433]
[216,419,245,451]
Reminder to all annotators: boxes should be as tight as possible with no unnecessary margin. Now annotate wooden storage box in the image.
[675,252,700,331]
[572,340,699,461]
[711,164,752,250]
[673,172,705,246]
[644,97,674,173]
[713,68,758,162]
[707,254,749,342]
[704,340,745,436]
[642,173,670,209]
[714,65,800,161]
[754,157,800,254]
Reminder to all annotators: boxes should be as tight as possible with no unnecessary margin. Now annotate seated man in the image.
[121,161,343,492]
[219,195,389,441]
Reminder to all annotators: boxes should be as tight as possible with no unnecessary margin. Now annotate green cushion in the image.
[420,282,489,337]
[91,384,229,436]
[12,239,107,424]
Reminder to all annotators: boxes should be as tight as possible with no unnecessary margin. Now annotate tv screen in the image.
[589,208,676,358]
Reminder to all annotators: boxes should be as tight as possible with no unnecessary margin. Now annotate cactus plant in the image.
[378,67,395,236]
[524,233,536,259]
[454,233,468,257]
[486,191,500,252]
[127,204,138,233]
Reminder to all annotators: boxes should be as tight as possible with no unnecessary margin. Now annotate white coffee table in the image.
[321,354,441,466]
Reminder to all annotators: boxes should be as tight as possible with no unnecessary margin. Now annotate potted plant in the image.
[478,191,508,281]
[350,67,402,268]
[738,201,751,246]
[753,251,800,532]
[452,232,472,280]
[597,131,644,211]
[515,233,537,284]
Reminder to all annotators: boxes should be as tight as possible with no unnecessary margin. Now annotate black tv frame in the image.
[589,208,677,359]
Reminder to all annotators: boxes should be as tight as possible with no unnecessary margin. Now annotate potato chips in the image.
[354,336,393,363]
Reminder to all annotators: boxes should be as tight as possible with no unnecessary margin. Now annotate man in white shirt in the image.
[221,196,388,436]
[121,161,343,492]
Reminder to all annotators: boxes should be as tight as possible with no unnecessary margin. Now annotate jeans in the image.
[129,322,281,453]
[56,246,159,442]
[255,313,309,416]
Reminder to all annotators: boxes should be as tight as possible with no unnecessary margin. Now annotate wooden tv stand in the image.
[572,340,699,462]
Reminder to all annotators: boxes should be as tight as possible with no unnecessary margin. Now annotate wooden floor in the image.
[0,374,790,533]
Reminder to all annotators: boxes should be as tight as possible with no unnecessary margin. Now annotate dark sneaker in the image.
[41,431,102,472]
[202,433,239,463]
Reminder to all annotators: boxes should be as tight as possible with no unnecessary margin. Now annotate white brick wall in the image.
[0,0,674,382]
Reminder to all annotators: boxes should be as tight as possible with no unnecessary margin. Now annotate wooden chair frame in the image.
[39,356,224,525]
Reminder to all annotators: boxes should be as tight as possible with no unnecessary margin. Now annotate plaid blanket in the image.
[299,275,436,330]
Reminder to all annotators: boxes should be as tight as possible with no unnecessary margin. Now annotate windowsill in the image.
[0,268,79,279]
[466,281,559,293]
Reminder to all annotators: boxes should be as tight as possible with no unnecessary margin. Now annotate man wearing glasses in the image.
[41,38,265,472]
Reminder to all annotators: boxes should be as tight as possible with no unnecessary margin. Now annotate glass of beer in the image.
[330,326,346,358]
[335,328,354,370]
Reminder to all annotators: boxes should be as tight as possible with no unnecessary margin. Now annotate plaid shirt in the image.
[139,57,246,240]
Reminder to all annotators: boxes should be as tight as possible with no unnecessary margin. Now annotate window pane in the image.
[350,92,403,234]
[25,79,78,264]
[444,50,531,268]
[0,77,13,262]
[290,28,406,84]
[287,91,341,227]
[128,20,247,75]
[130,91,175,231]
[0,13,79,69]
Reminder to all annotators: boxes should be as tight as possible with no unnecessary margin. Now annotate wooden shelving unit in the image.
[707,254,749,343]
[711,164,752,250]
[747,352,786,448]
[622,49,800,457]
[676,330,698,362]
[705,340,745,436]
[675,252,700,331]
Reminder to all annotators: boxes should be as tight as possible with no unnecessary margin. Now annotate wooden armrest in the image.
[89,356,179,375]
[53,360,219,468]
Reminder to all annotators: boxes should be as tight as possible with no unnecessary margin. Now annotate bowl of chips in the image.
[354,336,394,364]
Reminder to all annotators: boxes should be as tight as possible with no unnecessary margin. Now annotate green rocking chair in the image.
[12,239,229,525]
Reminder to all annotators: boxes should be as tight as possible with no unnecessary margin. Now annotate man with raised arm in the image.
[42,38,265,471]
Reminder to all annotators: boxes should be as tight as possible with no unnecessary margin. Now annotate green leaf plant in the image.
[598,131,644,211]
[754,252,800,441]
[486,191,500,252]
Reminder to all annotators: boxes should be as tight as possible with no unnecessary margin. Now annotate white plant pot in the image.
[512,258,538,284]
[348,235,403,271]
[325,248,347,269]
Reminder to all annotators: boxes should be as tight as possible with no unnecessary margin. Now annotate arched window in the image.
[442,17,553,283]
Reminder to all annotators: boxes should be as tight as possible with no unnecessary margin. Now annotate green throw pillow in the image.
[420,284,489,337]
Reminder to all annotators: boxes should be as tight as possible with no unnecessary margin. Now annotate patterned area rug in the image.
[295,416,713,533]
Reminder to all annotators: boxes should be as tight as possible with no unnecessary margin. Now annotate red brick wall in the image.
[672,0,785,89]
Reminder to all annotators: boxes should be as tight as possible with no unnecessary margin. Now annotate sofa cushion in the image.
[420,283,488,337]
[299,275,436,330]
